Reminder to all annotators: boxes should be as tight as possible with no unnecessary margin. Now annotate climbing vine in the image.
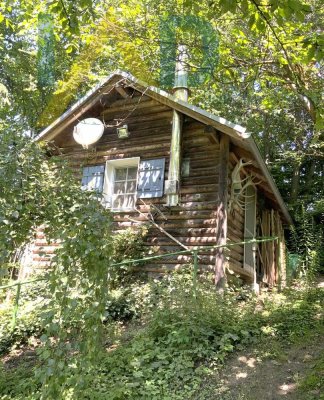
[0,132,112,398]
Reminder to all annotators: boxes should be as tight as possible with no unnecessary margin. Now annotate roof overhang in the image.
[35,70,293,225]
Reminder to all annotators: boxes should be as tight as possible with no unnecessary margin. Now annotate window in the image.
[244,185,257,270]
[112,166,138,209]
[82,157,166,211]
[103,157,140,211]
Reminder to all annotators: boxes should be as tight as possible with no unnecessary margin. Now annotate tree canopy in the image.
[0,0,323,217]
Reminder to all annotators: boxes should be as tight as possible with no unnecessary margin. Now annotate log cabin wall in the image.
[31,96,221,274]
[147,119,220,272]
[30,90,287,285]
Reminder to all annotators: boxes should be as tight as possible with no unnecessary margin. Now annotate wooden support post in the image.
[269,210,275,286]
[193,250,198,298]
[115,85,131,99]
[252,242,259,294]
[275,211,281,289]
[214,134,229,290]
[278,216,287,288]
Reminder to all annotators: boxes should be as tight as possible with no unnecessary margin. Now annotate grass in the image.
[297,348,324,399]
[0,273,323,399]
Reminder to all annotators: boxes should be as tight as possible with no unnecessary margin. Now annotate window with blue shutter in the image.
[137,158,165,198]
[81,165,105,192]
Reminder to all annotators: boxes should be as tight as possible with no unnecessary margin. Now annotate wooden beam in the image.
[204,125,220,145]
[232,146,255,164]
[100,96,152,116]
[115,85,131,99]
[215,133,230,290]
[101,99,160,116]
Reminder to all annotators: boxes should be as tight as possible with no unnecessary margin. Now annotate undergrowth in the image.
[297,348,324,399]
[0,277,49,355]
[0,272,323,399]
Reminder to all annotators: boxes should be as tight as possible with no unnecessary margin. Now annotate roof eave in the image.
[247,137,293,225]
[33,71,126,142]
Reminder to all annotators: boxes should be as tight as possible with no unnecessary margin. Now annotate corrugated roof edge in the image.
[34,70,293,225]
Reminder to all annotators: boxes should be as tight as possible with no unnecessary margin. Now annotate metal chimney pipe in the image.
[173,44,189,101]
[166,45,188,206]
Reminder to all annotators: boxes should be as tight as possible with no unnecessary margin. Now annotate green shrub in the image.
[290,207,324,278]
[109,226,150,287]
[0,270,322,400]
[80,272,259,400]
[0,361,40,400]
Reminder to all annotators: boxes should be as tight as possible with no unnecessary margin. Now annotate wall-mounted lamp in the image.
[117,124,129,139]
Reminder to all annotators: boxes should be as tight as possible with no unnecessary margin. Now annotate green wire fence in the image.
[0,236,278,331]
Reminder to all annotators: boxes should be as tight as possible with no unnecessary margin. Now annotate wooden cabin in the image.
[34,70,292,287]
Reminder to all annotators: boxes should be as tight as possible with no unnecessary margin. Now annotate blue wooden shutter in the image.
[81,165,105,192]
[137,158,165,198]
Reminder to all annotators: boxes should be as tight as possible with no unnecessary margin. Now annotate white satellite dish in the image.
[73,118,105,149]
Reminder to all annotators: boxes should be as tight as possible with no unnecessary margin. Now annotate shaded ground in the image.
[1,278,323,399]
[2,345,37,371]
[206,277,324,400]
[210,332,324,400]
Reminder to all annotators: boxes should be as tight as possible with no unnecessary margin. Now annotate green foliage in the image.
[290,206,324,277]
[0,273,323,400]
[104,279,154,322]
[0,278,49,354]
[110,226,150,287]
[260,286,324,342]
[0,134,113,398]
[298,350,324,399]
[0,361,40,400]
[112,226,149,264]
[0,300,41,355]
[77,273,260,400]
[36,185,112,399]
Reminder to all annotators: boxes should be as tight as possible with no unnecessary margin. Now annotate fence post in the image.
[192,250,198,297]
[11,282,21,331]
[277,236,282,292]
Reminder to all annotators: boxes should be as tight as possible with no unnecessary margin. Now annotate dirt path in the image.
[212,332,323,400]
[211,279,324,400]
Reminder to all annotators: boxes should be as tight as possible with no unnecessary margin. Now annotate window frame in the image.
[103,157,140,211]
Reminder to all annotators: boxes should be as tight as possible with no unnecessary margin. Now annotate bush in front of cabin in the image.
[0,133,114,398]
[109,226,150,288]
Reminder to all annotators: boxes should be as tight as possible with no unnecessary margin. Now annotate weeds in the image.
[0,272,323,399]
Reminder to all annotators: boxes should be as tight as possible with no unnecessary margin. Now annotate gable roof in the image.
[35,70,293,225]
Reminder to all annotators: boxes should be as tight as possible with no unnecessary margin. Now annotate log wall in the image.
[32,97,220,274]
[31,92,287,286]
